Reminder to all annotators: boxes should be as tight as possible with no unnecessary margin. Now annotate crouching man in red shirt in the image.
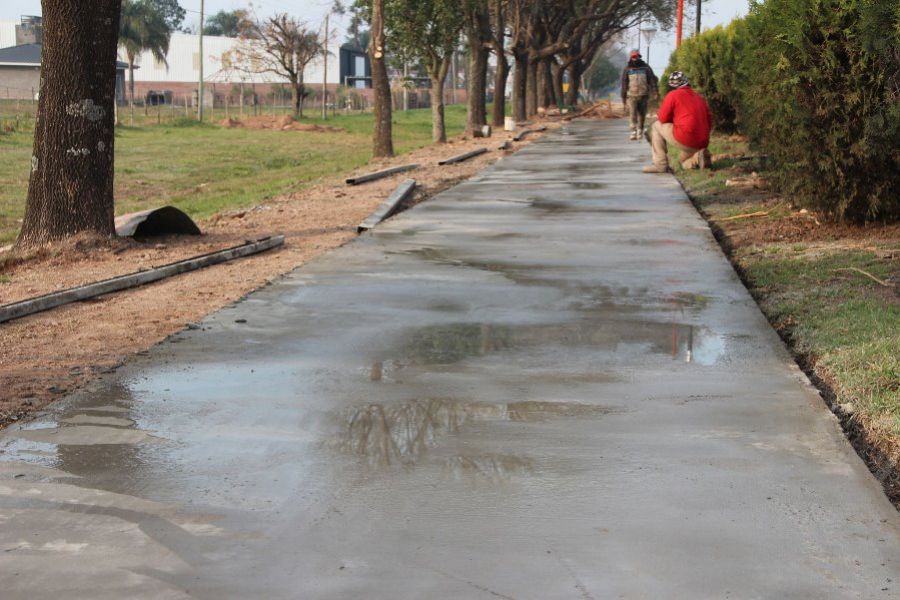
[643,71,714,174]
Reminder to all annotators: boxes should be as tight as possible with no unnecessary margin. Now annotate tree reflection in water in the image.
[339,398,612,473]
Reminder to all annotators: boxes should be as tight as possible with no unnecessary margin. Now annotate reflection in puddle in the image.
[444,455,534,481]
[393,320,727,368]
[404,323,512,364]
[337,398,613,472]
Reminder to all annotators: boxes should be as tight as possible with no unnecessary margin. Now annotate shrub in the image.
[662,21,749,133]
[742,0,899,222]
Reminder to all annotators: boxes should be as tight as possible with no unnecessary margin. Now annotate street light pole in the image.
[198,0,204,121]
[696,0,702,36]
[322,13,329,120]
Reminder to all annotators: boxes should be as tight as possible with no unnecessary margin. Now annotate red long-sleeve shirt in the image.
[658,87,714,149]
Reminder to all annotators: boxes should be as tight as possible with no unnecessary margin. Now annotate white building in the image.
[121,32,341,104]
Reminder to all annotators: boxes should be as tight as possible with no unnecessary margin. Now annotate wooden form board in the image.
[357,179,417,233]
[0,236,285,324]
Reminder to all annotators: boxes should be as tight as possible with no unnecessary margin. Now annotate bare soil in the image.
[0,126,557,428]
[219,115,345,133]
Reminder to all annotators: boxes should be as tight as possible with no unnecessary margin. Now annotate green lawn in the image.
[676,133,900,447]
[0,104,467,245]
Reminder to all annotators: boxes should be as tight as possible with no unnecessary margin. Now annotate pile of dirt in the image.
[220,115,345,133]
[0,125,558,428]
[576,100,627,120]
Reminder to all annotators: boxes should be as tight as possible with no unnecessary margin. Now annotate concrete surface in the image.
[0,121,897,599]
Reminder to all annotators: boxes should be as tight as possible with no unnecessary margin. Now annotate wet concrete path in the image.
[1,121,897,598]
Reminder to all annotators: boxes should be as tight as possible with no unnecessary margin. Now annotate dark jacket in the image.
[621,59,659,103]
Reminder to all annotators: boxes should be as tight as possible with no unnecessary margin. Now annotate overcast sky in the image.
[1,0,749,74]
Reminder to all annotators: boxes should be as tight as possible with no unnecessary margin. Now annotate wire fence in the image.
[0,83,467,131]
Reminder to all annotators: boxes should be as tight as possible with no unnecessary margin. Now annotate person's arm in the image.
[658,92,675,124]
[621,67,629,104]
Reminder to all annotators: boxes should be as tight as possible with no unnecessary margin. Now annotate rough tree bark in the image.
[565,61,582,106]
[552,61,565,107]
[17,0,122,249]
[512,50,528,122]
[490,0,509,127]
[430,58,451,143]
[465,9,491,136]
[525,56,538,116]
[370,0,394,158]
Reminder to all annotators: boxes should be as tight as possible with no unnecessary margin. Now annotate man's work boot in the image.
[642,164,672,174]
[698,148,712,169]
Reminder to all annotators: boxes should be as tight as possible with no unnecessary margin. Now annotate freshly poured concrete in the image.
[1,121,896,598]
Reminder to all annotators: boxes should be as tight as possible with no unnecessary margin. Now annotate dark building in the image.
[339,44,371,89]
[0,43,130,103]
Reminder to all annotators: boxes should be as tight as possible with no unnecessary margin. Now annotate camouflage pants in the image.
[627,95,649,133]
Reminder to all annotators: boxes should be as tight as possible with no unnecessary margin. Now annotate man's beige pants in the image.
[651,121,704,169]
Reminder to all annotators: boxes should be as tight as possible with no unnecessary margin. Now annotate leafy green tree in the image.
[203,9,246,37]
[120,0,171,111]
[584,53,618,96]
[662,21,748,132]
[384,0,465,143]
[146,0,186,31]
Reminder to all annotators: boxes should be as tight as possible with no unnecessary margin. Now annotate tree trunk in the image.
[17,0,121,249]
[431,72,447,144]
[552,62,565,108]
[526,57,538,117]
[565,62,581,106]
[538,58,556,109]
[492,53,509,127]
[512,51,527,122]
[370,0,394,157]
[291,80,301,118]
[465,36,488,136]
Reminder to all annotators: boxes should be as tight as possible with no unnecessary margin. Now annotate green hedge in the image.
[662,21,748,133]
[664,0,899,222]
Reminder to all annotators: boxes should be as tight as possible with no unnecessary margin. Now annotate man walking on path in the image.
[621,50,658,140]
[643,71,713,173]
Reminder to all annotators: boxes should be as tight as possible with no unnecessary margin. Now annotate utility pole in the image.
[198,0,204,121]
[322,13,329,120]
[696,0,702,36]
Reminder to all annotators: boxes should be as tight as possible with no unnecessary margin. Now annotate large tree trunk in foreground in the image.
[17,0,121,249]
[370,0,394,158]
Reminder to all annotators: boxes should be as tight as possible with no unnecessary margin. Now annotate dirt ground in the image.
[0,125,559,428]
[219,114,345,133]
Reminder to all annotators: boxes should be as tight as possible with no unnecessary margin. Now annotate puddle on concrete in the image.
[386,319,727,368]
[14,425,161,446]
[444,454,534,481]
[59,415,135,427]
[403,323,513,364]
[334,398,614,472]
[529,197,642,215]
